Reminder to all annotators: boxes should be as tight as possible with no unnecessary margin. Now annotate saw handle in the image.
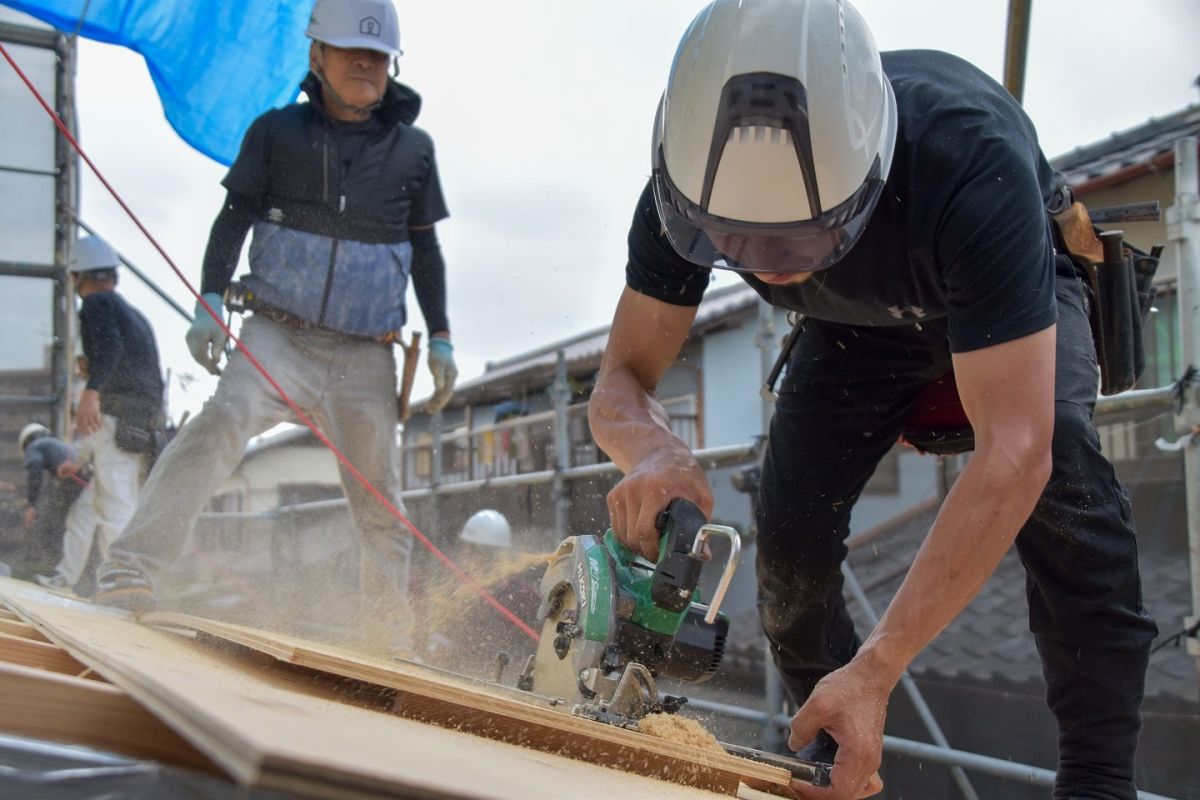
[650,499,741,623]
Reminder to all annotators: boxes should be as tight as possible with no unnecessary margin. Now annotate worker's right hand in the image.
[607,444,712,561]
[788,661,889,800]
[22,505,37,528]
[185,292,229,376]
[55,461,78,479]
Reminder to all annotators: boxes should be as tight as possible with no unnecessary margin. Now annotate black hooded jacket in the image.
[222,73,447,245]
[199,73,450,334]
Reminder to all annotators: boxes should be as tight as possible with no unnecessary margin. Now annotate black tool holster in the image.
[1049,199,1160,396]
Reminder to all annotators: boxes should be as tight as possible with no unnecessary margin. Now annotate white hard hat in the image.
[17,423,50,453]
[307,0,402,56]
[460,509,513,548]
[652,0,897,274]
[69,235,121,274]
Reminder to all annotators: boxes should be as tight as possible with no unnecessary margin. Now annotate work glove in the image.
[185,292,228,376]
[426,336,458,413]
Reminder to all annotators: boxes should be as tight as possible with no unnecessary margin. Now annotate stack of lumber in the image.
[0,578,791,799]
[0,595,217,772]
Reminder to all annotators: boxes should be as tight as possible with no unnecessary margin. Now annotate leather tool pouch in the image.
[1050,202,1159,396]
[110,395,164,456]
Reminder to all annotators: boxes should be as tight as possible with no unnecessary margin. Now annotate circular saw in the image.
[518,498,740,727]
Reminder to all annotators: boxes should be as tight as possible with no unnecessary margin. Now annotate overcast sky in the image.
[52,0,1200,420]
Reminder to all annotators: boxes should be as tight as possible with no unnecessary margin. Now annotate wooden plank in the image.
[0,661,220,772]
[0,578,742,800]
[0,630,92,675]
[0,607,22,621]
[0,616,49,641]
[141,612,791,795]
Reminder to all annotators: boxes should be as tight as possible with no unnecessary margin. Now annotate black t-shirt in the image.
[626,50,1061,353]
[79,290,164,412]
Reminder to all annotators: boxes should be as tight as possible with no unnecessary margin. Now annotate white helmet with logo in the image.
[652,0,897,274]
[460,509,513,548]
[17,423,50,453]
[307,0,402,57]
[68,235,120,275]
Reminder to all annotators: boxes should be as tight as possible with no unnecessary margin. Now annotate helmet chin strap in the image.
[312,62,383,119]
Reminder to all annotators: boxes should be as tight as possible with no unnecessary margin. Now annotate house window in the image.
[278,483,344,507]
[207,492,243,513]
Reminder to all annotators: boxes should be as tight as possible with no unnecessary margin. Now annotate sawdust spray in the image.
[414,549,555,680]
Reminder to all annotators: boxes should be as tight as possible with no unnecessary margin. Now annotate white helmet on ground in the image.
[69,235,120,275]
[307,0,402,56]
[460,509,513,548]
[17,423,50,453]
[652,0,897,274]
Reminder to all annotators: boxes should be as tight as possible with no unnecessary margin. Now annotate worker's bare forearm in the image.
[589,366,687,473]
[854,442,1051,688]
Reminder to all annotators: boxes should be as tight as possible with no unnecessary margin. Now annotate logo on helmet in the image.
[359,16,380,36]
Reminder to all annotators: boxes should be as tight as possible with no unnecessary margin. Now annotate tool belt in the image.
[902,199,1163,454]
[1050,200,1160,396]
[106,394,165,456]
[224,281,399,345]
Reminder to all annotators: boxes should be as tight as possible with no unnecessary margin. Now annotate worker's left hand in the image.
[56,461,78,479]
[788,660,890,799]
[426,336,458,413]
[22,505,37,528]
[75,389,102,437]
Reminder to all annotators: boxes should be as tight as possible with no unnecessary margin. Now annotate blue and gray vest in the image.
[228,75,444,340]
[244,223,412,339]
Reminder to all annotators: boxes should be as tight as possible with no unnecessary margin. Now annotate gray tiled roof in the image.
[450,282,759,397]
[724,504,1198,706]
[1050,104,1200,188]
[849,506,1198,705]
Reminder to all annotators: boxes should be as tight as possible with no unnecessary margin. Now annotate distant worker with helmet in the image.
[15,423,96,584]
[590,1,1156,797]
[421,510,543,677]
[95,0,457,658]
[55,235,164,591]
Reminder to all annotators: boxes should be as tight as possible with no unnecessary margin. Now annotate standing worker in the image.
[95,0,458,658]
[589,1,1157,797]
[63,236,164,588]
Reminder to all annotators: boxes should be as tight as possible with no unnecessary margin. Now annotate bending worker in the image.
[95,0,458,657]
[589,1,1156,798]
[17,423,94,584]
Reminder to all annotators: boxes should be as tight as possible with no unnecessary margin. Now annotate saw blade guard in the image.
[528,534,617,700]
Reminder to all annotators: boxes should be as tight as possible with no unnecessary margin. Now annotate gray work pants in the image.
[107,315,413,650]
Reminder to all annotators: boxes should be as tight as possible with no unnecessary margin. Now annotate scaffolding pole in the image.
[1166,136,1200,660]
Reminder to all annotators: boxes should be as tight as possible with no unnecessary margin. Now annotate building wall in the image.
[1075,169,1177,280]
[701,311,773,448]
[214,446,341,512]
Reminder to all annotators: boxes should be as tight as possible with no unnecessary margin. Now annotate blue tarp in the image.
[2,0,313,164]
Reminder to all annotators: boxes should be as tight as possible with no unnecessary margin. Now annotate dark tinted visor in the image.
[652,154,883,273]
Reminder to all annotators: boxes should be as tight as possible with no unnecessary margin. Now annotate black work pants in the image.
[755,272,1158,799]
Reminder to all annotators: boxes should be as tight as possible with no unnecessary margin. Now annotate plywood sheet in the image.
[0,578,745,800]
[142,612,791,795]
